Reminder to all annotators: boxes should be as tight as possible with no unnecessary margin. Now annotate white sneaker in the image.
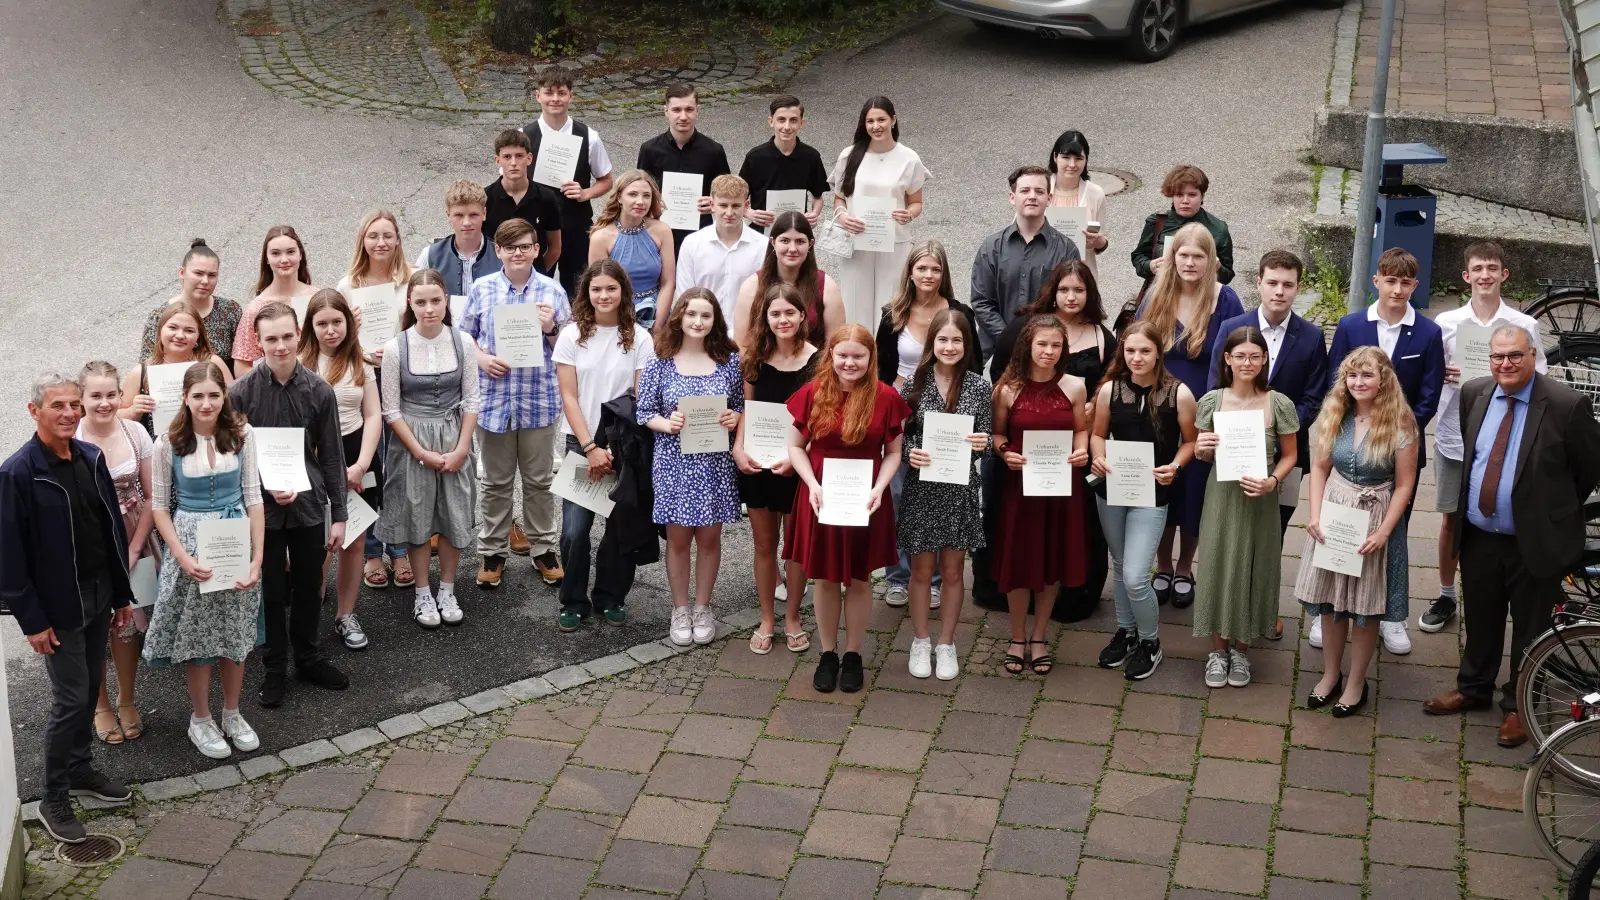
[929,585,941,610]
[670,607,693,646]
[934,643,960,681]
[189,717,231,760]
[885,585,909,608]
[414,593,441,629]
[1204,650,1230,689]
[775,582,788,602]
[908,637,933,678]
[691,605,716,645]
[1308,615,1323,649]
[1380,620,1412,655]
[221,709,259,752]
[1228,651,1252,688]
[437,591,464,626]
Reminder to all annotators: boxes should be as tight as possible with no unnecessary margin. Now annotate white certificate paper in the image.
[678,395,729,455]
[449,295,466,323]
[146,362,191,436]
[1022,430,1073,496]
[818,458,873,527]
[661,171,702,231]
[852,197,896,253]
[1046,206,1088,257]
[253,427,313,493]
[129,557,158,608]
[196,518,252,595]
[532,130,583,188]
[1455,322,1494,383]
[1212,409,1268,482]
[1312,500,1370,577]
[1105,439,1156,508]
[742,400,791,468]
[494,304,545,368]
[551,451,617,516]
[348,284,400,352]
[921,412,975,486]
[766,189,808,215]
[340,491,380,550]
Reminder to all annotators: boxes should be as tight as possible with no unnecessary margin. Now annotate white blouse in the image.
[378,328,483,423]
[152,427,264,511]
[319,354,374,436]
[830,142,931,245]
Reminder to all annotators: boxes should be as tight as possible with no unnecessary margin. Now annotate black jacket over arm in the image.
[875,300,982,384]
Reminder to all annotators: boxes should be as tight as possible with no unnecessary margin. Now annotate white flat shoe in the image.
[189,718,231,760]
[221,709,259,752]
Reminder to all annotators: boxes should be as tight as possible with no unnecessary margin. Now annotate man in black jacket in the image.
[0,373,135,843]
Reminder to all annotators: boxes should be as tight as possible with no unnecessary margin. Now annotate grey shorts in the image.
[1434,454,1462,514]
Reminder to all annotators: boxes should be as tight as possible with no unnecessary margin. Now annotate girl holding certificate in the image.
[1191,327,1299,690]
[1295,348,1417,716]
[829,97,931,327]
[1136,223,1243,610]
[1046,130,1109,275]
[138,239,242,373]
[638,288,744,648]
[588,170,674,332]
[731,212,844,346]
[785,324,910,693]
[733,283,817,654]
[143,361,265,761]
[1089,322,1197,682]
[895,310,990,680]
[121,305,234,434]
[298,290,382,651]
[78,362,160,744]
[234,226,319,376]
[991,315,1090,676]
[376,270,481,631]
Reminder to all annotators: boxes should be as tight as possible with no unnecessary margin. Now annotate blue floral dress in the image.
[637,355,744,526]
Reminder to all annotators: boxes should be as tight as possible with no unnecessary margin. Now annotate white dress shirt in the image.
[1432,298,1546,460]
[674,224,767,326]
[1367,301,1416,359]
[1257,307,1289,377]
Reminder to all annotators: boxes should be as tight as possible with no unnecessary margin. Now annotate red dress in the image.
[993,378,1088,593]
[783,381,911,583]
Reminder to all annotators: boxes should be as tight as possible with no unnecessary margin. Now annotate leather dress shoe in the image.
[1421,690,1492,715]
[1497,711,1528,748]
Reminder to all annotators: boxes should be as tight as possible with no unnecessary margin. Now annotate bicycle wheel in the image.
[1572,839,1600,900]
[1529,290,1600,353]
[1518,623,1600,769]
[1524,717,1600,874]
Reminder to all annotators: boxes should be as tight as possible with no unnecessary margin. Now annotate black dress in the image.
[1051,328,1117,622]
[738,352,818,512]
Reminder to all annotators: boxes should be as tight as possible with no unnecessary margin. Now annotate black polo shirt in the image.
[738,138,829,213]
[636,130,731,244]
[484,177,564,248]
[49,444,110,584]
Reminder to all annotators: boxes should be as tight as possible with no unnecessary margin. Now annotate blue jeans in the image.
[363,406,407,561]
[886,459,943,591]
[1097,496,1168,641]
[557,437,637,613]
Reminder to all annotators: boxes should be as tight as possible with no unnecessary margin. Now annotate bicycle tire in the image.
[1523,716,1600,875]
[1572,839,1600,900]
[1531,293,1600,353]
[1518,622,1600,768]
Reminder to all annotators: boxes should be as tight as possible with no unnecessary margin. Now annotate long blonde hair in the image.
[886,240,954,331]
[1139,222,1219,357]
[346,210,412,288]
[591,170,664,232]
[1311,346,1416,465]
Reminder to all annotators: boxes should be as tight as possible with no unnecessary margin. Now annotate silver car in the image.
[936,0,1338,62]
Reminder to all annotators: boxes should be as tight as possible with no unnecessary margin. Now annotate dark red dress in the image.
[993,378,1088,593]
[783,381,911,584]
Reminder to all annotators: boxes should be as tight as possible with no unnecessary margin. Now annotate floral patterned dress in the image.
[896,370,990,556]
[637,355,745,526]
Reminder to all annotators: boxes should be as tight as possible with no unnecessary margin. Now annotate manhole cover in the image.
[1089,169,1137,197]
[55,834,125,868]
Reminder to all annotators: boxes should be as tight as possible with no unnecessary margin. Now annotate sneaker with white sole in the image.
[1204,650,1230,689]
[1418,596,1455,633]
[908,637,933,678]
[1308,615,1323,649]
[335,614,369,650]
[775,581,788,602]
[1228,651,1252,688]
[934,643,959,680]
[221,709,260,752]
[189,717,231,759]
[437,591,464,626]
[1380,620,1411,655]
[929,586,941,610]
[670,607,693,646]
[414,594,441,629]
[885,585,908,607]
[1124,638,1163,681]
[691,605,716,644]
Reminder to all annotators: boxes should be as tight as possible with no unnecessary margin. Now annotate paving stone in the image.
[1128,656,1208,697]
[1181,798,1273,848]
[1468,849,1559,899]
[1027,700,1115,744]
[600,690,692,731]
[1206,680,1291,724]
[787,659,872,703]
[780,858,883,900]
[884,834,987,890]
[975,870,1071,900]
[1192,757,1281,804]
[743,737,839,787]
[1108,729,1196,777]
[331,728,386,756]
[136,813,244,865]
[702,825,802,878]
[1120,693,1204,735]
[1290,708,1374,753]
[389,868,489,900]
[487,852,591,899]
[681,870,784,900]
[473,736,572,783]
[1173,842,1267,895]
[1069,859,1167,900]
[1199,718,1284,762]
[1466,763,1524,810]
[1368,863,1462,900]
[277,768,372,810]
[618,794,723,846]
[724,781,822,830]
[97,856,208,900]
[1273,830,1364,882]
[517,808,619,861]
[839,723,933,770]
[645,752,744,802]
[1374,774,1461,823]
[936,710,1025,753]
[1369,819,1460,868]
[289,884,389,900]
[283,739,342,767]
[1092,771,1189,821]
[139,775,201,801]
[506,704,598,742]
[546,765,646,815]
[1268,877,1361,900]
[671,713,764,759]
[503,676,559,700]
[716,641,800,680]
[200,849,311,900]
[985,825,1081,877]
[1000,780,1093,831]
[458,687,512,715]
[859,690,950,732]
[1277,787,1370,835]
[1041,664,1126,706]
[694,675,783,717]
[878,888,970,900]
[920,749,1014,797]
[1374,734,1457,778]
[443,776,543,826]
[194,764,244,791]
[241,809,345,856]
[414,821,520,875]
[572,724,669,772]
[584,652,640,679]
[544,665,595,690]
[307,837,416,886]
[375,748,474,795]
[595,839,701,893]
[627,642,677,664]
[1015,738,1107,784]
[343,790,444,839]
[801,808,900,861]
[1465,805,1544,857]
[953,674,1040,717]
[376,713,427,740]
[1377,698,1462,741]
[904,791,1001,841]
[764,699,856,742]
[1084,811,1180,865]
[240,755,289,781]
[1285,747,1370,795]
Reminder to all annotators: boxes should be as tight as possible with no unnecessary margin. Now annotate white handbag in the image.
[814,214,855,260]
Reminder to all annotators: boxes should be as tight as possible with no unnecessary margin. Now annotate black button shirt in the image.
[738,138,830,213]
[485,178,564,247]
[227,363,348,531]
[636,130,732,244]
[49,444,111,584]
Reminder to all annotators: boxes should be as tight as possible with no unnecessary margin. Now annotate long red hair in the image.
[807,324,879,446]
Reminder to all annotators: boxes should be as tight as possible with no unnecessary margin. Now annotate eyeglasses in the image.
[1229,353,1266,364]
[1489,352,1528,365]
[504,243,537,256]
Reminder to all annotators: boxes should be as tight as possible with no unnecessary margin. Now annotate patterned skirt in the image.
[1296,470,1408,624]
[143,508,264,667]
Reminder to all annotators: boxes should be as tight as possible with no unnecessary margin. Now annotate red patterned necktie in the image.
[1477,395,1517,519]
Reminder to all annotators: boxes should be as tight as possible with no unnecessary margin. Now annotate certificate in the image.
[129,557,158,608]
[494,304,545,368]
[742,400,791,468]
[921,412,975,486]
[1312,500,1370,577]
[766,189,808,215]
[551,451,617,516]
[532,130,583,189]
[253,427,313,493]
[348,284,400,352]
[1022,430,1073,496]
[660,171,703,231]
[1456,322,1494,383]
[196,518,252,595]
[817,458,873,527]
[146,362,191,436]
[677,395,729,455]
[1105,439,1156,508]
[1162,235,1174,256]
[1046,206,1088,257]
[449,295,466,323]
[340,491,380,550]
[1212,409,1268,482]
[852,197,896,253]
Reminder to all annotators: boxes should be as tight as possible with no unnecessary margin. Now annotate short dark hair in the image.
[1256,249,1305,280]
[1046,130,1091,175]
[1463,240,1505,268]
[665,83,697,104]
[1008,165,1051,190]
[769,94,803,116]
[494,218,538,248]
[1376,248,1419,279]
[537,65,575,91]
[494,129,532,155]
[253,301,298,335]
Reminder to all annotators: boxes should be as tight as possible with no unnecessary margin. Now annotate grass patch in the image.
[1303,238,1354,326]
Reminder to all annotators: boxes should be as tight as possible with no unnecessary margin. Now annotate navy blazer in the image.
[1327,310,1445,464]
[1208,311,1329,470]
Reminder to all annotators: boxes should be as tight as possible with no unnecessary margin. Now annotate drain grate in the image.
[55,834,125,867]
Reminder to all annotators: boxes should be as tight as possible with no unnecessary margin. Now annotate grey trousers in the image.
[43,573,112,799]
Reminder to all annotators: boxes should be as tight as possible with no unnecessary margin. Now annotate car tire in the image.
[1123,0,1182,62]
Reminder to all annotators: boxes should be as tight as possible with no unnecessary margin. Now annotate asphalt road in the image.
[0,0,1337,797]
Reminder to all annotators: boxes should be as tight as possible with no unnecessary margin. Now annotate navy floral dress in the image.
[637,355,745,526]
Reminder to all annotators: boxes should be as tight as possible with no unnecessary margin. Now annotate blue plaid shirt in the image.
[460,269,571,433]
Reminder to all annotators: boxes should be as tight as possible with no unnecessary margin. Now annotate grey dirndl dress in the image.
[376,326,478,549]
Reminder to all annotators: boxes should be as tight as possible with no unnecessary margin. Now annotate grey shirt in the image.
[228,362,347,531]
[969,220,1079,358]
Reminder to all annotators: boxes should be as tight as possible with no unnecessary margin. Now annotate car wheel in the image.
[1123,0,1182,62]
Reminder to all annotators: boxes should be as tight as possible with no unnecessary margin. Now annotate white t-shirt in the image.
[829,142,931,245]
[1433,300,1546,460]
[551,322,656,438]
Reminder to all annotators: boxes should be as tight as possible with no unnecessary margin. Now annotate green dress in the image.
[1191,389,1301,643]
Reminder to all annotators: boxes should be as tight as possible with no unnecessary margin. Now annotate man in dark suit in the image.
[1422,325,1600,747]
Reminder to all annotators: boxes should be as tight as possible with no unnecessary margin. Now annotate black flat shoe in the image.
[813,651,840,693]
[1307,676,1343,710]
[1169,574,1195,610]
[1331,682,1369,718]
[839,652,865,693]
[1153,572,1174,607]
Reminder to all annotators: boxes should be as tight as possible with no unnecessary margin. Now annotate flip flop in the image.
[749,629,774,655]
[785,631,811,653]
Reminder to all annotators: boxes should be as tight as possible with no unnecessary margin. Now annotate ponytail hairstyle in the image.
[78,360,121,392]
[182,237,218,268]
[255,225,313,295]
[297,289,366,386]
[806,324,880,446]
[837,96,898,199]
[400,269,453,330]
[904,308,977,414]
[168,361,245,456]
[741,283,810,385]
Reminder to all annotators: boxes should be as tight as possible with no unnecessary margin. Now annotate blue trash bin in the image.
[1368,142,1447,306]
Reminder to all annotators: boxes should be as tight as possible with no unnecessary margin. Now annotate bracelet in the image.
[580,441,597,454]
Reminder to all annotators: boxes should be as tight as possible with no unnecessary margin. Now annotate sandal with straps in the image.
[785,630,811,653]
[749,629,774,655]
[94,707,124,745]
[363,557,390,589]
[1029,640,1055,676]
[392,556,416,588]
[1003,641,1028,676]
[117,704,143,741]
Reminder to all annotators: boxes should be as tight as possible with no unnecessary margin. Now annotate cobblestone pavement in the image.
[23,456,1558,900]
[1316,165,1586,236]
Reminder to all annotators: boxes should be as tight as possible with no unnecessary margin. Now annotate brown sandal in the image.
[117,704,143,741]
[392,556,415,587]
[363,557,390,589]
[94,708,124,745]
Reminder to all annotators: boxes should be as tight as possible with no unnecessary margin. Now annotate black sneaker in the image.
[813,651,840,693]
[1098,628,1136,669]
[1124,638,1164,681]
[258,671,287,708]
[295,659,349,691]
[839,652,865,693]
[1418,596,1456,633]
[69,771,131,803]
[39,796,85,843]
